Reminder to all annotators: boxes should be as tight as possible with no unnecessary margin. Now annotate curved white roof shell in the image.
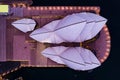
[12,18,36,33]
[30,12,107,43]
[42,46,101,71]
[30,12,107,70]
[30,20,65,43]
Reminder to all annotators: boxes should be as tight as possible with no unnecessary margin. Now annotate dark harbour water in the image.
[3,0,120,80]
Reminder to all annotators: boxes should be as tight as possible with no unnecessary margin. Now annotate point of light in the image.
[69,7,73,10]
[36,7,39,10]
[13,4,16,8]
[90,7,94,10]
[105,31,109,35]
[86,7,90,10]
[103,56,107,60]
[44,7,48,10]
[105,52,109,56]
[49,7,52,10]
[57,7,60,10]
[94,7,98,10]
[40,7,43,10]
[106,48,110,52]
[65,6,69,10]
[61,6,65,10]
[78,7,81,10]
[106,44,110,48]
[27,7,31,10]
[100,59,104,63]
[82,7,85,10]
[53,7,56,10]
[106,36,110,40]
[73,7,77,10]
[104,27,108,31]
[106,40,111,44]
[22,4,26,8]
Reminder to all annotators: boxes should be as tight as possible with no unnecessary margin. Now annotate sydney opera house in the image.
[0,0,111,79]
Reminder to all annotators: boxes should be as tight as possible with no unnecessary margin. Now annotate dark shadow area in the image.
[0,61,20,74]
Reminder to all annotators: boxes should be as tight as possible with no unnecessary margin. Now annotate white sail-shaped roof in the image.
[12,18,36,33]
[30,12,107,43]
[60,47,85,70]
[55,12,107,42]
[30,20,65,43]
[55,14,86,42]
[75,47,101,70]
[42,46,101,71]
[74,12,107,42]
[41,46,68,64]
[86,12,107,39]
[75,12,95,42]
[60,47,101,70]
[76,47,92,64]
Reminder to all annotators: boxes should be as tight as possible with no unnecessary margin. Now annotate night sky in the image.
[4,0,120,80]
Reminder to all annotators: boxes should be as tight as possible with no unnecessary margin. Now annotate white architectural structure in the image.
[30,12,107,70]
[12,18,36,33]
[42,46,101,71]
[30,12,107,43]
